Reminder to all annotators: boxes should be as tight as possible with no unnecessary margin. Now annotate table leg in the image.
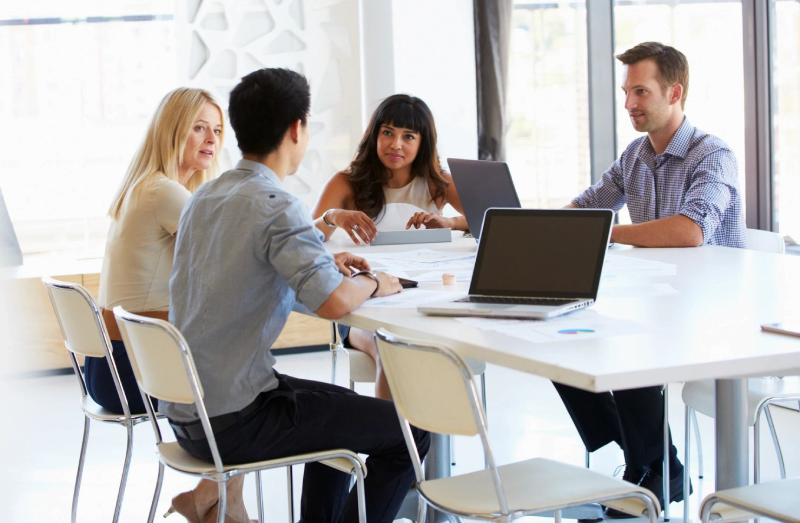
[715,378,748,490]
[425,433,451,523]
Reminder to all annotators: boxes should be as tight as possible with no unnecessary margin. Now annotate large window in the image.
[506,0,590,209]
[614,0,746,211]
[0,2,176,259]
[771,0,800,244]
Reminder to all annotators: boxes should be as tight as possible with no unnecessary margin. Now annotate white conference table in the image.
[324,229,800,503]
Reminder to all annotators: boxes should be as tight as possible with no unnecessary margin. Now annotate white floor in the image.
[1,351,798,523]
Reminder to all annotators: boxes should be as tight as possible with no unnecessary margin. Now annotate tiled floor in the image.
[2,351,798,522]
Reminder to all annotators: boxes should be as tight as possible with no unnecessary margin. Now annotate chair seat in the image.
[682,377,800,426]
[418,457,659,518]
[156,441,366,478]
[81,396,153,423]
[348,348,486,383]
[702,478,800,523]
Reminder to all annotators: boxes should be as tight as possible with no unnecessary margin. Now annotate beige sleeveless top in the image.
[375,175,442,230]
[99,175,191,311]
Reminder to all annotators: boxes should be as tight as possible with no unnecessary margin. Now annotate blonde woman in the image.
[87,88,250,522]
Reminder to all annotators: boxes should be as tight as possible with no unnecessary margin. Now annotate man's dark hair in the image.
[228,68,310,157]
[616,42,689,109]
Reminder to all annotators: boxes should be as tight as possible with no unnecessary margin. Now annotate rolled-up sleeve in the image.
[263,197,344,312]
[678,149,738,244]
[573,158,626,212]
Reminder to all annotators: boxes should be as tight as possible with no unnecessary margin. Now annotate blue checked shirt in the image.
[573,118,746,248]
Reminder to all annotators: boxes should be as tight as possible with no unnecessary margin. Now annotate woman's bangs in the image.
[379,102,427,135]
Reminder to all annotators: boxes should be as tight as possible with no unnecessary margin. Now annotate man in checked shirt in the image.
[556,42,746,518]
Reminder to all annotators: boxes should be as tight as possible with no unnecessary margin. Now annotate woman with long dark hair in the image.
[311,94,467,398]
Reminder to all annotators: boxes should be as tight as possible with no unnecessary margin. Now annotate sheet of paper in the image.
[363,249,476,272]
[455,310,647,344]
[358,289,464,309]
[603,254,677,278]
[412,270,472,283]
[598,283,680,299]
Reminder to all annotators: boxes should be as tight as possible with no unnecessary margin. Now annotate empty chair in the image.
[42,276,162,523]
[374,328,661,522]
[699,477,800,523]
[113,306,368,523]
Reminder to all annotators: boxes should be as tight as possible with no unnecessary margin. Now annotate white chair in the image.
[699,477,800,523]
[113,306,368,523]
[682,228,797,522]
[42,277,163,523]
[374,328,661,522]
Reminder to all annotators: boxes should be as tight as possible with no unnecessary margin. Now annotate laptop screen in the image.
[469,209,613,299]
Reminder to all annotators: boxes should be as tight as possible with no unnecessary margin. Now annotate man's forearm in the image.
[611,214,703,247]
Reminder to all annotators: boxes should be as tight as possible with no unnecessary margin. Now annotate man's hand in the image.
[406,212,452,230]
[333,252,370,276]
[373,272,403,297]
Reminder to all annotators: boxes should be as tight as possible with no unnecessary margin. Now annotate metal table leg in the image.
[424,433,451,523]
[715,378,749,490]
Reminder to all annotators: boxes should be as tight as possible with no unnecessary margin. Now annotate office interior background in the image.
[2,0,800,521]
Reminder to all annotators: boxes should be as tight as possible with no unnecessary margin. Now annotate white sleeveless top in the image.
[375,175,442,231]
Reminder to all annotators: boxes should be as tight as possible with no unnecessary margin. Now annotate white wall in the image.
[176,0,478,207]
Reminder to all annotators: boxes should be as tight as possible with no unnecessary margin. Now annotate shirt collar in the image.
[660,117,693,159]
[235,159,281,184]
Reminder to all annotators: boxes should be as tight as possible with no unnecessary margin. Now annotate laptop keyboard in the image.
[455,296,580,306]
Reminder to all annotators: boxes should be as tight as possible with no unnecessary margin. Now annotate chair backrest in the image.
[113,306,198,404]
[42,276,109,358]
[746,228,785,254]
[114,306,226,472]
[375,328,509,514]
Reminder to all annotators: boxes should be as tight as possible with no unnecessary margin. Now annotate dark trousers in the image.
[84,339,156,414]
[176,373,430,523]
[553,383,678,470]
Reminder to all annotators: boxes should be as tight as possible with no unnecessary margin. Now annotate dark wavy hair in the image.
[347,94,448,220]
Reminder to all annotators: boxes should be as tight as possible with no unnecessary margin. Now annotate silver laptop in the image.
[448,158,521,241]
[419,208,614,319]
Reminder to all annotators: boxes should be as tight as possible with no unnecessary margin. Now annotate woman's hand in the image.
[329,209,378,244]
[406,212,453,230]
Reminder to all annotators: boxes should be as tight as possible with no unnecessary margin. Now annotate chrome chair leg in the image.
[663,386,670,521]
[585,449,590,469]
[354,464,367,523]
[416,496,427,523]
[286,466,295,523]
[450,435,456,466]
[554,509,562,523]
[691,408,703,478]
[754,415,761,484]
[111,424,134,522]
[256,471,265,523]
[146,462,165,523]
[684,405,691,523]
[217,480,227,523]
[764,404,787,479]
[72,417,91,523]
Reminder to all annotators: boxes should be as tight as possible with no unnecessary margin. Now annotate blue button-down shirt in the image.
[163,160,344,422]
[573,118,746,248]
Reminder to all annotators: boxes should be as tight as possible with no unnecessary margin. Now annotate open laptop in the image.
[419,208,614,319]
[447,158,521,241]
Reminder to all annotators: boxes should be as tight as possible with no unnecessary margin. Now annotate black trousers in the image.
[553,383,678,470]
[84,339,156,414]
[176,373,430,523]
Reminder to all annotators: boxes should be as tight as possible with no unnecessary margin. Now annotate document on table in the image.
[602,254,677,278]
[363,248,476,272]
[358,288,464,308]
[598,282,680,298]
[455,310,647,344]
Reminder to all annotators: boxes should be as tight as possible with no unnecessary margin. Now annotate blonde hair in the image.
[108,87,225,219]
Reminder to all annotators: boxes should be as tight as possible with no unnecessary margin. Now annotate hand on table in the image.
[329,209,378,244]
[406,212,452,230]
[373,271,402,297]
[333,252,370,276]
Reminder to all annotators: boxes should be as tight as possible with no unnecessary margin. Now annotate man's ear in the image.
[288,119,303,143]
[670,83,683,106]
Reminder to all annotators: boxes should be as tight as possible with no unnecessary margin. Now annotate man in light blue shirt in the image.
[557,42,745,518]
[165,68,429,523]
